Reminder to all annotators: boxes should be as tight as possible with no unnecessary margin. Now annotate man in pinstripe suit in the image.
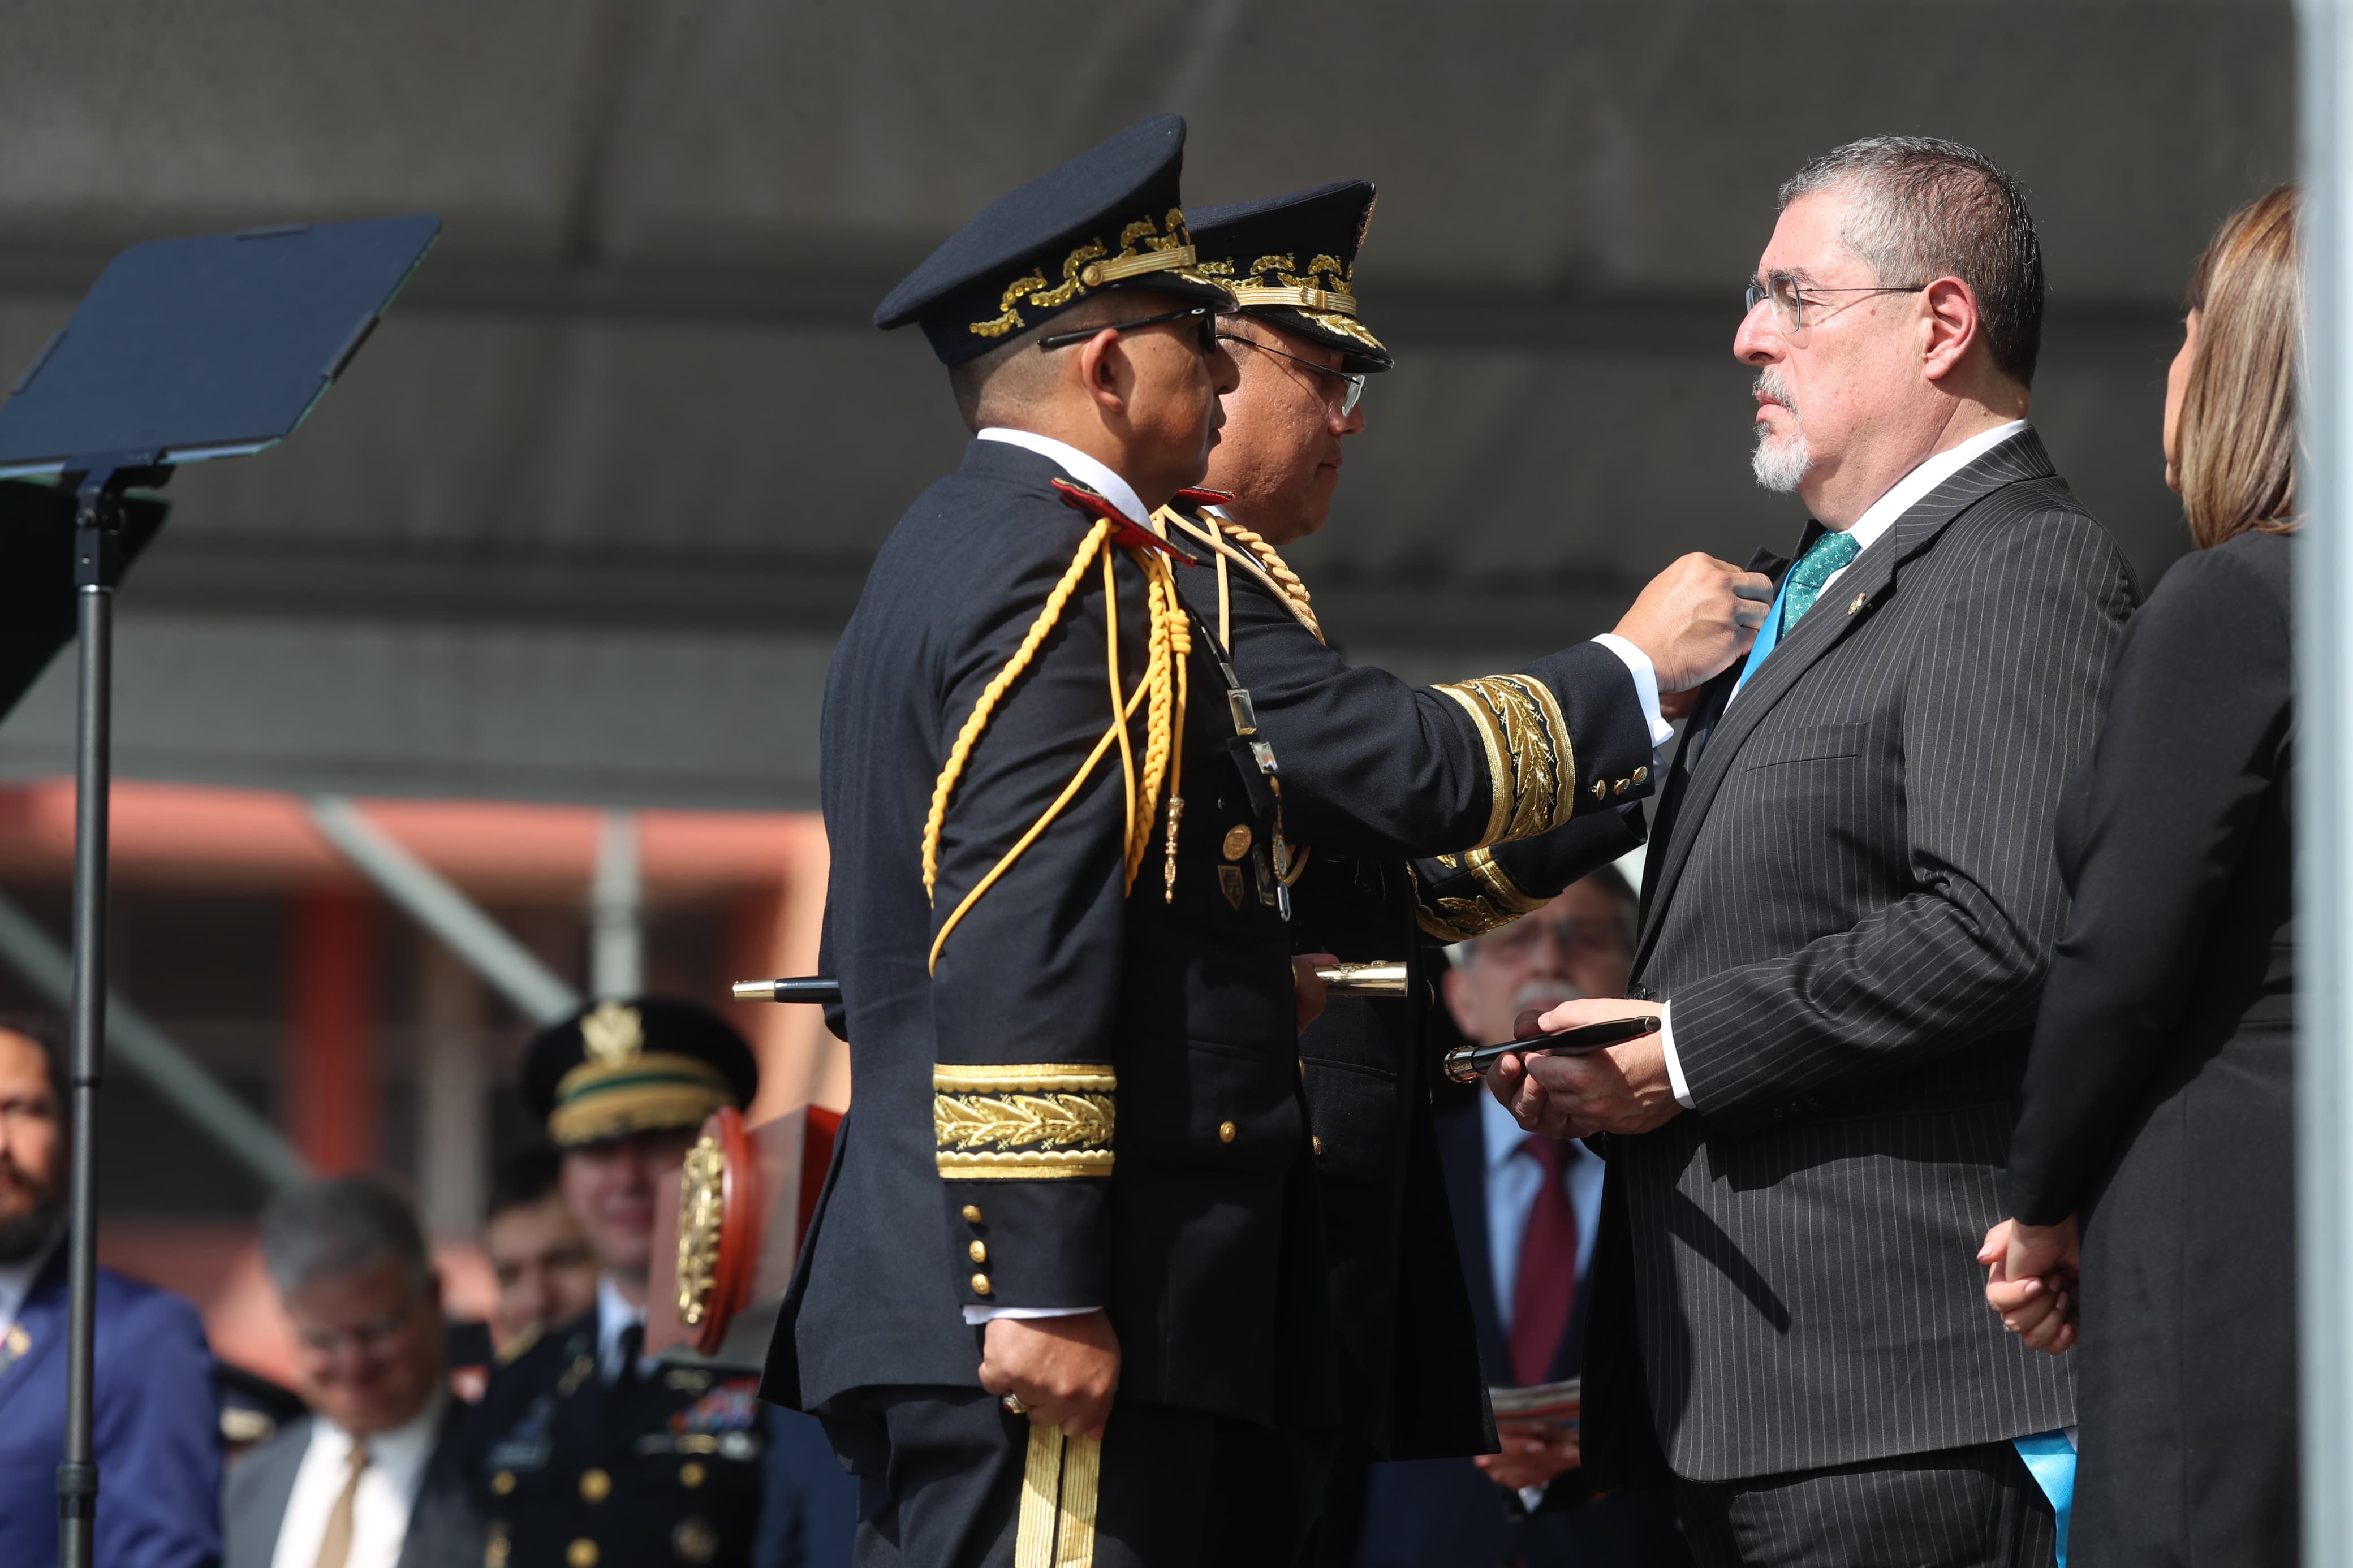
[1492,138,2139,1565]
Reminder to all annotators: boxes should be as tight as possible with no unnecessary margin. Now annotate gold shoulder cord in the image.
[920,517,1192,970]
[1157,506,1323,648]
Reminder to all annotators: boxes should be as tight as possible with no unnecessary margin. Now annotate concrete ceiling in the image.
[0,0,2296,807]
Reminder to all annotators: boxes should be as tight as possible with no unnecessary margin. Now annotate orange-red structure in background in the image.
[284,889,380,1173]
[0,777,839,1388]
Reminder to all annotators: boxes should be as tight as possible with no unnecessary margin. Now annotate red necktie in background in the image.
[1510,1136,1580,1386]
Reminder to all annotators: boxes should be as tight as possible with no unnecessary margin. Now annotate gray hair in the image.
[1779,136,2044,387]
[259,1177,433,1298]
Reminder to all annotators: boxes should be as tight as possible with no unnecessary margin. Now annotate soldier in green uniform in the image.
[460,997,854,1568]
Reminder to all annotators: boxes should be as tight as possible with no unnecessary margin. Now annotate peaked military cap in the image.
[875,113,1235,365]
[522,997,759,1147]
[1188,179,1392,373]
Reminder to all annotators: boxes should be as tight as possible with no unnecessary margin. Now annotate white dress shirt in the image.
[0,1232,57,1344]
[1658,420,2032,1108]
[594,1273,656,1381]
[974,427,1149,527]
[268,1388,449,1568]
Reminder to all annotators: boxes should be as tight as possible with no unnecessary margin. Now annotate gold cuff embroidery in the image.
[1434,674,1578,848]
[934,1064,1115,1179]
[1413,848,1550,941]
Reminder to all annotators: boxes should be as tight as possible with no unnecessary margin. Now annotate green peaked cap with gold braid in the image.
[522,996,759,1147]
[1187,179,1393,373]
[874,114,1234,365]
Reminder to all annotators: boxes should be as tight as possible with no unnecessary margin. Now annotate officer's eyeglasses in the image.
[1743,271,1926,336]
[1217,333,1365,416]
[1037,305,1221,356]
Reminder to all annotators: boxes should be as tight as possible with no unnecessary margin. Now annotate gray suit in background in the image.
[223,1403,481,1568]
[1586,431,2137,1562]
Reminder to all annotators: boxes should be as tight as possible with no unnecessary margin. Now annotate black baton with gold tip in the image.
[732,961,1413,1008]
[1442,1013,1661,1085]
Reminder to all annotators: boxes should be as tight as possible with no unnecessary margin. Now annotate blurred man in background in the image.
[482,1146,598,1354]
[0,1019,222,1568]
[225,1177,478,1568]
[465,998,852,1568]
[1342,872,1688,1567]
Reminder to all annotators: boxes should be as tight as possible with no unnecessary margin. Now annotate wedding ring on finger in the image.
[1001,1393,1029,1415]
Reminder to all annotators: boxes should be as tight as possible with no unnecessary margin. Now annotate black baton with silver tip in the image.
[734,961,1412,1008]
[1442,1012,1662,1084]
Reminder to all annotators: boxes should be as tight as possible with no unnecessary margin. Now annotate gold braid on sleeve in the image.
[935,1064,1117,1179]
[1413,848,1551,941]
[1432,674,1578,848]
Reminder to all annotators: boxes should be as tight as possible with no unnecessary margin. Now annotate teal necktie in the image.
[1780,529,1862,632]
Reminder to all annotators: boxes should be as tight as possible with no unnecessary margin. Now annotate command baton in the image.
[734,961,1413,1008]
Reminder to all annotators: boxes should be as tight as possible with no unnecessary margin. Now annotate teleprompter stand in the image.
[0,214,440,1568]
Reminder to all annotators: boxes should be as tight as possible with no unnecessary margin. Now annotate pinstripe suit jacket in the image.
[1600,429,2137,1483]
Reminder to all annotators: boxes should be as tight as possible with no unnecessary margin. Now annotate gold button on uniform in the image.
[1591,779,1608,800]
[968,1239,988,1263]
[673,1517,719,1564]
[1632,765,1649,785]
[680,1460,708,1488]
[1218,1121,1237,1144]
[1221,824,1253,861]
[567,1539,600,1568]
[972,1273,993,1296]
[1613,777,1629,796]
[961,1204,984,1224]
[1312,1135,1325,1156]
[491,1470,516,1497]
[579,1468,611,1504]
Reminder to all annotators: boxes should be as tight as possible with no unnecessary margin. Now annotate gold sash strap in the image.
[1014,1426,1102,1568]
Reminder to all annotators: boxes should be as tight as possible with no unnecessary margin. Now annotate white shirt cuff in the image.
[962,1304,1098,1326]
[1589,633,1675,749]
[1658,1001,1695,1110]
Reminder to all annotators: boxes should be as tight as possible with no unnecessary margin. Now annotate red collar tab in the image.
[1172,487,1234,509]
[1051,478,1200,566]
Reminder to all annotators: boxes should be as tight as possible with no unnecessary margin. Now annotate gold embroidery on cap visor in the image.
[1413,846,1550,941]
[1434,673,1578,848]
[1202,250,1388,355]
[968,209,1220,339]
[934,1063,1116,1178]
[548,1051,736,1146]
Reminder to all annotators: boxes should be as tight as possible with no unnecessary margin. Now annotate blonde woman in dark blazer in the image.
[1985,185,2303,1567]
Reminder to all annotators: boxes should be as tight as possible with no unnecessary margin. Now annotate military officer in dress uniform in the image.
[1155,184,1775,1472]
[762,116,1767,1568]
[462,998,854,1568]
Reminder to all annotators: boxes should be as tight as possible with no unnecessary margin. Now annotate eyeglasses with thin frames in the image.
[1743,273,1927,336]
[1217,332,1365,416]
[1036,305,1221,355]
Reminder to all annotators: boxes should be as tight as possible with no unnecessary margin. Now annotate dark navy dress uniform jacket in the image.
[767,440,1657,1433]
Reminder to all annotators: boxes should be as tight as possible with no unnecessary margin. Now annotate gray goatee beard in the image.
[1750,369,1811,493]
